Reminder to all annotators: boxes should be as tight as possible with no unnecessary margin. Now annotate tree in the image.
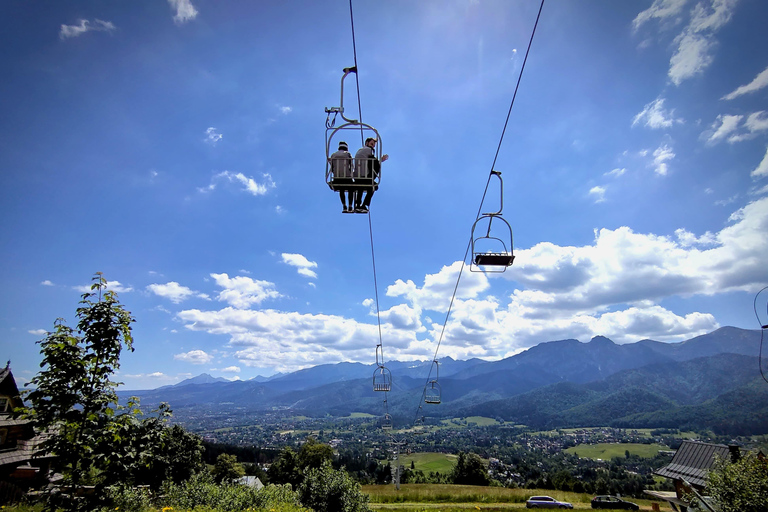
[451,451,491,486]
[298,460,371,512]
[212,453,246,483]
[705,452,768,512]
[22,273,135,510]
[297,437,334,471]
[20,273,204,509]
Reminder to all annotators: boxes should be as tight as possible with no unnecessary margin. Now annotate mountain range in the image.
[126,327,768,435]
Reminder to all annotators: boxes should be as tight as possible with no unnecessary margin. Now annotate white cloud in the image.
[174,350,213,364]
[751,147,768,179]
[714,194,739,206]
[705,114,743,143]
[168,0,198,24]
[28,329,47,336]
[280,106,292,114]
[147,281,207,303]
[281,253,318,279]
[275,205,285,214]
[204,127,222,145]
[199,171,276,197]
[652,144,675,175]
[605,168,626,178]
[745,111,768,133]
[722,65,768,100]
[40,280,54,286]
[210,273,281,308]
[589,186,607,203]
[221,366,241,373]
[74,280,133,293]
[632,0,689,31]
[632,98,683,129]
[173,198,768,370]
[668,0,738,85]
[60,19,116,39]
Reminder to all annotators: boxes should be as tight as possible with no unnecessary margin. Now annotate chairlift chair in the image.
[381,413,393,431]
[470,171,515,272]
[373,344,392,392]
[325,67,383,196]
[424,359,441,404]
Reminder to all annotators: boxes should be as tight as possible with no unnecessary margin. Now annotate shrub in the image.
[298,461,371,512]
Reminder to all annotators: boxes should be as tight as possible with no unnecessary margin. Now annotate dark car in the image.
[591,495,639,510]
[526,496,574,509]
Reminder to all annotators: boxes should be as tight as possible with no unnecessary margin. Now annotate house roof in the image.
[654,440,732,488]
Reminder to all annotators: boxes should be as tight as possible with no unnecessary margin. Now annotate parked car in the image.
[591,495,639,510]
[526,496,574,509]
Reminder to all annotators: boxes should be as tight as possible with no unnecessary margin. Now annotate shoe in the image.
[356,205,369,213]
[343,207,353,213]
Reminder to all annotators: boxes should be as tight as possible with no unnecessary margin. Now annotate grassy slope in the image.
[362,484,659,510]
[399,452,459,474]
[563,442,668,459]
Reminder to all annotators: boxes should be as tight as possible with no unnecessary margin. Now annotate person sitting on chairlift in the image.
[353,137,388,213]
[330,141,354,213]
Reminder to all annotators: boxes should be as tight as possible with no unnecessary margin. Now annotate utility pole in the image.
[390,439,407,490]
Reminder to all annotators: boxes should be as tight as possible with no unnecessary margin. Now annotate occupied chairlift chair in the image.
[373,344,392,392]
[470,171,515,272]
[325,67,383,203]
[424,360,441,404]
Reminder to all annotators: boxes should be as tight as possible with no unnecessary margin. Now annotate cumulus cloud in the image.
[28,329,47,336]
[589,186,607,203]
[751,147,768,179]
[199,171,276,197]
[60,19,115,39]
[220,366,241,373]
[281,253,318,279]
[174,350,213,364]
[173,198,768,371]
[632,98,684,129]
[668,0,738,85]
[632,0,688,31]
[147,282,208,303]
[74,280,133,293]
[280,106,292,114]
[210,273,281,308]
[722,65,768,100]
[704,114,743,143]
[204,127,222,145]
[168,0,198,24]
[652,144,675,175]
[40,280,54,286]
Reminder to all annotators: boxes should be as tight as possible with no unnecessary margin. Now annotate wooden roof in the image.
[654,440,732,488]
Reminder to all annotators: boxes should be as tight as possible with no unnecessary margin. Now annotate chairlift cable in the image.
[753,285,768,384]
[348,0,391,424]
[412,0,547,425]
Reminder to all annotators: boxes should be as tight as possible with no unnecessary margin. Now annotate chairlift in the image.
[381,413,393,431]
[373,344,392,392]
[424,360,441,404]
[470,171,515,272]
[324,67,383,198]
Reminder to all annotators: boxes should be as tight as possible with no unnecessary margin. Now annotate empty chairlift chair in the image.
[373,344,392,392]
[470,171,515,272]
[381,413,393,431]
[424,360,441,404]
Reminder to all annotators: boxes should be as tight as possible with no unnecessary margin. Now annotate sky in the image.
[2,0,768,391]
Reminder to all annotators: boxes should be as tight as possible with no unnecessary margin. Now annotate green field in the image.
[362,484,659,510]
[465,416,500,426]
[349,412,377,418]
[564,442,668,459]
[399,453,458,474]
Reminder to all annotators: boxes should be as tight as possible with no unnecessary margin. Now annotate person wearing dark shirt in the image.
[330,141,354,212]
[353,137,388,213]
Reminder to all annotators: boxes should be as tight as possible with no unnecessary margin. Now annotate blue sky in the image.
[2,0,768,390]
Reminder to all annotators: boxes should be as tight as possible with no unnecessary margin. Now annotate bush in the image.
[161,472,307,512]
[298,461,371,512]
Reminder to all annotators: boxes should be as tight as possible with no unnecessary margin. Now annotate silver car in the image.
[526,496,574,509]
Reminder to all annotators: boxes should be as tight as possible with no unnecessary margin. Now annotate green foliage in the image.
[161,472,307,512]
[297,437,334,470]
[102,484,153,512]
[212,453,246,483]
[18,273,204,510]
[298,461,371,512]
[268,438,335,488]
[269,447,302,487]
[706,452,768,512]
[450,451,490,486]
